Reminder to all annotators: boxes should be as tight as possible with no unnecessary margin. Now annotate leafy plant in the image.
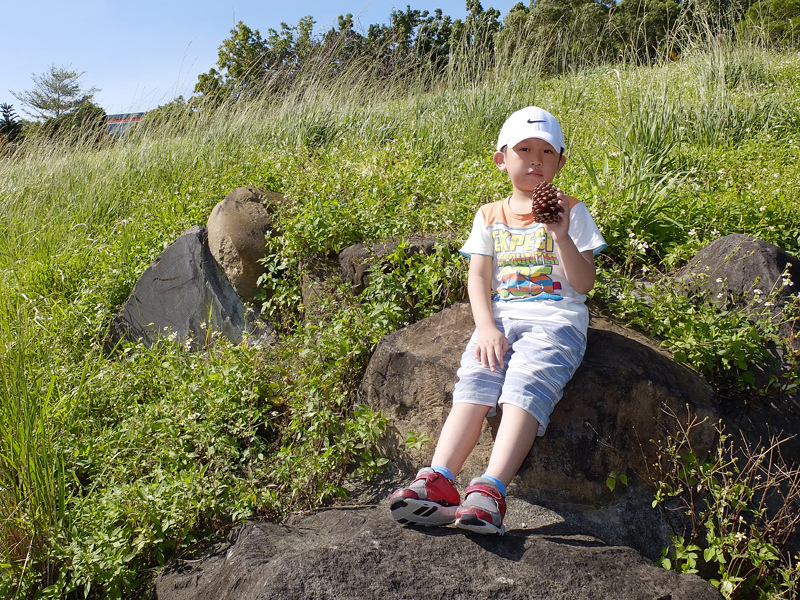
[652,414,800,598]
[606,471,629,492]
[405,431,432,452]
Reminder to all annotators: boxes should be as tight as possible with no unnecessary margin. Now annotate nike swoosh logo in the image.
[527,119,546,124]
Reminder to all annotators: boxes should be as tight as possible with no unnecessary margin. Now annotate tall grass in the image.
[1,19,800,598]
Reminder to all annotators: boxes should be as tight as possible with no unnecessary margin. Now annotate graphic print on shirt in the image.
[492,226,563,301]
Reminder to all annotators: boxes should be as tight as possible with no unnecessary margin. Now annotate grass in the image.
[1,29,800,599]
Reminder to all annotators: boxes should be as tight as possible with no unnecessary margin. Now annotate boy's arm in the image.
[468,254,509,371]
[546,194,597,294]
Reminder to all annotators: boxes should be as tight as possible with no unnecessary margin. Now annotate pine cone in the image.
[530,182,560,223]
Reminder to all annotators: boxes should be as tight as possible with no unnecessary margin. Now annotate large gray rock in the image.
[207,187,286,303]
[107,226,273,351]
[358,302,718,558]
[678,233,800,460]
[155,507,722,600]
[678,233,800,353]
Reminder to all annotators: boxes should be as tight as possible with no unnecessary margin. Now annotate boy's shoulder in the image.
[476,196,584,225]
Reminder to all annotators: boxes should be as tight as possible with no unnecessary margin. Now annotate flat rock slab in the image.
[155,505,721,600]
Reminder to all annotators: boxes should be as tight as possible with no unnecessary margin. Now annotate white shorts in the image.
[452,318,586,436]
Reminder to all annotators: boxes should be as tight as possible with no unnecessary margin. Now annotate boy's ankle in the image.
[479,474,506,496]
[431,465,456,483]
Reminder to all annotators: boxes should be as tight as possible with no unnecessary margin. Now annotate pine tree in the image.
[11,65,99,120]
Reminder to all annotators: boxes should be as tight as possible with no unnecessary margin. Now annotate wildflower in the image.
[760,205,767,212]
[716,278,723,283]
[717,293,725,299]
[688,228,697,236]
[641,266,650,274]
[754,289,763,295]
[736,532,747,542]
[712,228,720,236]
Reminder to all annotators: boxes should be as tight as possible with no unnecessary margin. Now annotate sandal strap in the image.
[464,483,504,501]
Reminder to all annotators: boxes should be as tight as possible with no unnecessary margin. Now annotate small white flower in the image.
[641,266,650,273]
[688,228,697,236]
[754,289,763,295]
[760,205,767,212]
[736,532,747,542]
[717,293,725,299]
[712,228,720,236]
[716,278,723,283]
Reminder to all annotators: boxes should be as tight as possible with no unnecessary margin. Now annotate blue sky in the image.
[3,0,520,116]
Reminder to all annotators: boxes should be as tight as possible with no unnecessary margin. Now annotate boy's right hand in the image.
[474,326,509,372]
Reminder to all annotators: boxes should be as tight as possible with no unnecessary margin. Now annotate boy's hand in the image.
[544,190,574,241]
[474,326,509,371]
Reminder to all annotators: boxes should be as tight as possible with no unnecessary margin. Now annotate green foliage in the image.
[11,64,99,121]
[652,418,800,598]
[742,0,800,47]
[591,268,798,391]
[405,431,432,452]
[41,101,108,147]
[0,103,23,143]
[360,241,469,332]
[134,96,194,135]
[606,471,628,492]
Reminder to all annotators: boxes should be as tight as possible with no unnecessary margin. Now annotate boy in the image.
[390,106,606,535]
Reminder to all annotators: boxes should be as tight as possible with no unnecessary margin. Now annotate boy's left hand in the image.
[544,190,574,240]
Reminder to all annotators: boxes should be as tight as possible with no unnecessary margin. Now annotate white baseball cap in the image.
[496,106,565,154]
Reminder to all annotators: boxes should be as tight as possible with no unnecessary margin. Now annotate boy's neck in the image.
[507,189,534,215]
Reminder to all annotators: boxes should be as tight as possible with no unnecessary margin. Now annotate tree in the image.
[0,103,23,142]
[194,18,322,102]
[741,0,800,46]
[11,64,99,120]
[41,101,107,146]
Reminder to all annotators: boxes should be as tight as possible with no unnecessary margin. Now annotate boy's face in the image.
[493,137,566,195]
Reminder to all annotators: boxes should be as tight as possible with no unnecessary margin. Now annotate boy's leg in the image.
[390,403,491,527]
[430,402,492,476]
[484,404,539,486]
[455,405,538,535]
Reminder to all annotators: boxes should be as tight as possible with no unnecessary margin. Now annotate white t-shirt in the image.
[460,197,607,334]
